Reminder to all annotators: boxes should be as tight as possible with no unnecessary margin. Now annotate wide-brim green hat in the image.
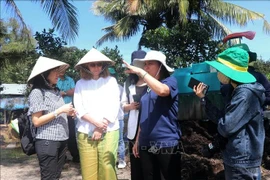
[206,47,256,83]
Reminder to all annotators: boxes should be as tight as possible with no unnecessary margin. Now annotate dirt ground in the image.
[1,121,270,180]
[179,120,270,180]
[0,124,131,180]
[0,150,131,180]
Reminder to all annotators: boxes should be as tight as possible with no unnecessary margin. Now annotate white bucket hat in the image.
[27,56,69,83]
[133,50,174,72]
[75,48,115,69]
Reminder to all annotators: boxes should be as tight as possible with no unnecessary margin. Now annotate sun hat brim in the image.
[133,58,174,72]
[27,57,69,84]
[205,60,256,83]
[132,60,145,69]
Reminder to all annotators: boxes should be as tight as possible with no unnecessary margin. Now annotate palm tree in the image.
[0,18,37,69]
[3,0,79,42]
[92,0,165,46]
[92,0,270,46]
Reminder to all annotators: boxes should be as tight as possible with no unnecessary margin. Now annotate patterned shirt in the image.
[57,75,75,104]
[27,88,69,141]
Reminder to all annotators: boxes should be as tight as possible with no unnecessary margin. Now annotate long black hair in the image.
[159,64,170,81]
[127,74,139,85]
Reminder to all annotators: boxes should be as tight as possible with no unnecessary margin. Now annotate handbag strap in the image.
[33,88,45,135]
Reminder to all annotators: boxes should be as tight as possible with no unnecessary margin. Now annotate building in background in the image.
[0,84,28,124]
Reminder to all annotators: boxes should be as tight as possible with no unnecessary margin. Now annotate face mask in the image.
[217,72,230,84]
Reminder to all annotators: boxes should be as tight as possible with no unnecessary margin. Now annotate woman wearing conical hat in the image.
[73,48,120,180]
[27,56,76,179]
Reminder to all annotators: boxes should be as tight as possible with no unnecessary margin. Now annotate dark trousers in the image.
[139,145,181,180]
[129,140,144,180]
[35,139,67,180]
[67,116,79,161]
[224,164,261,180]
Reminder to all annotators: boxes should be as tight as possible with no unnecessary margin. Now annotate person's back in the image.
[220,67,270,105]
[221,83,265,167]
[248,66,270,106]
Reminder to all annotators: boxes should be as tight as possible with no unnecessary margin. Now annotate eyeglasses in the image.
[89,62,103,67]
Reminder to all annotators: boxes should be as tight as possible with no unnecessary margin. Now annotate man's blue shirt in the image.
[57,75,75,104]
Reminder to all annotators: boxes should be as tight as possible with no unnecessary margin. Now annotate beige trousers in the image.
[77,130,119,180]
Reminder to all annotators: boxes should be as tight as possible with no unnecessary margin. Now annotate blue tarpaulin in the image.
[0,96,28,110]
[172,62,221,94]
[172,62,224,121]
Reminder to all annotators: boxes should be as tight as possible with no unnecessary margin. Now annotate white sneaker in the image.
[117,160,126,169]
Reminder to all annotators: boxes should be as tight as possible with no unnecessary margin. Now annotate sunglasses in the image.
[89,62,103,67]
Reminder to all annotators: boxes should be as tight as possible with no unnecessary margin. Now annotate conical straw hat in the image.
[27,56,69,83]
[75,48,115,69]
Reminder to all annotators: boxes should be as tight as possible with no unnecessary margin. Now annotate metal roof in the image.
[0,84,27,95]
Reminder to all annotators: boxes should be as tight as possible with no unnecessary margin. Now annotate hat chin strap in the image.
[154,64,162,79]
[99,66,107,75]
[80,66,92,74]
[41,74,55,89]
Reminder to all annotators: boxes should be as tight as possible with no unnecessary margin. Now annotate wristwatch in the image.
[53,110,58,118]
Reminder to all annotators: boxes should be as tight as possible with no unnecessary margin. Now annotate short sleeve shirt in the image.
[57,75,75,104]
[139,76,181,148]
[27,88,69,141]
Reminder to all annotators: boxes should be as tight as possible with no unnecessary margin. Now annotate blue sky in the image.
[1,1,270,62]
